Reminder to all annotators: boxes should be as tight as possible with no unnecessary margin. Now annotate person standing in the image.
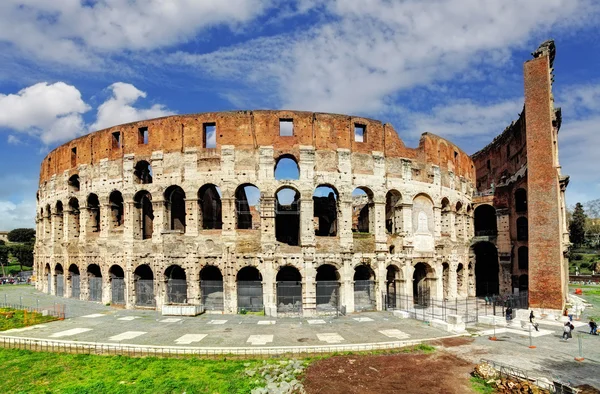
[562,321,572,341]
[505,306,513,324]
[590,318,598,335]
[529,310,539,332]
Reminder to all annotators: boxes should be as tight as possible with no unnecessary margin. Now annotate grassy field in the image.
[569,284,600,320]
[0,263,32,276]
[569,251,599,274]
[0,348,276,393]
[0,308,58,331]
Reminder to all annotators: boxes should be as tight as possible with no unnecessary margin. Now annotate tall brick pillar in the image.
[524,41,566,311]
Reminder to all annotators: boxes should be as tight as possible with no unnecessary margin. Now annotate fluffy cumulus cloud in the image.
[0,199,36,230]
[90,83,175,131]
[0,82,90,144]
[0,0,275,66]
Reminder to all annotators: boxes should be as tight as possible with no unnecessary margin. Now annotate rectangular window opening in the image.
[138,127,148,145]
[203,123,216,148]
[71,147,77,167]
[354,124,366,142]
[486,159,491,171]
[112,131,121,149]
[279,119,294,137]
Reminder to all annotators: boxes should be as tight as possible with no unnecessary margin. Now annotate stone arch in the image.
[352,187,374,233]
[165,265,187,304]
[474,204,497,236]
[55,201,64,240]
[200,265,224,311]
[354,264,376,311]
[316,264,340,313]
[134,160,153,184]
[198,184,222,230]
[413,262,435,305]
[472,241,499,296]
[86,194,101,234]
[235,184,260,230]
[109,265,125,305]
[313,184,339,236]
[87,263,103,302]
[237,266,263,312]
[67,197,80,239]
[519,274,528,292]
[456,263,466,298]
[442,262,450,299]
[109,190,124,229]
[68,263,80,299]
[134,264,155,307]
[413,194,434,251]
[275,187,301,246]
[274,154,300,180]
[134,190,154,240]
[164,185,186,232]
[515,188,527,212]
[55,263,64,297]
[386,190,403,234]
[517,217,528,241]
[68,174,80,192]
[386,264,402,309]
[441,197,451,236]
[276,265,302,314]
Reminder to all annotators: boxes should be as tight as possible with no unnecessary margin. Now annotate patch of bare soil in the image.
[303,350,474,394]
[430,337,475,348]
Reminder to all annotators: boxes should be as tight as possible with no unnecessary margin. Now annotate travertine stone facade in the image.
[35,110,476,315]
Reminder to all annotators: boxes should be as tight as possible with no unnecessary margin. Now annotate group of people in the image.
[507,308,597,337]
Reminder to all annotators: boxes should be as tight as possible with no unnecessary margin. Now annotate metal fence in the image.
[89,277,102,302]
[71,274,80,299]
[56,275,64,297]
[0,301,66,320]
[201,280,224,311]
[354,280,376,311]
[166,279,188,304]
[237,281,263,312]
[316,281,340,315]
[277,282,302,314]
[135,279,155,307]
[111,278,125,304]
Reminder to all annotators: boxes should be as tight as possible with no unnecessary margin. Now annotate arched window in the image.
[164,186,186,232]
[134,191,154,240]
[237,267,263,312]
[68,174,80,192]
[55,201,64,240]
[352,187,374,233]
[87,264,102,302]
[316,264,340,312]
[276,266,302,314]
[474,205,497,236]
[86,194,100,234]
[440,198,451,236]
[198,184,222,230]
[134,265,155,307]
[515,188,527,212]
[134,161,153,184]
[165,265,187,304]
[109,265,125,305]
[68,198,80,238]
[235,184,260,230]
[354,265,376,311]
[109,191,124,229]
[385,190,403,234]
[200,266,224,311]
[314,185,338,236]
[276,187,300,245]
[517,217,528,241]
[274,155,300,180]
[518,246,528,270]
[412,194,434,237]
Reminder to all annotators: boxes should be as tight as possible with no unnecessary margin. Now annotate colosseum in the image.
[34,41,569,316]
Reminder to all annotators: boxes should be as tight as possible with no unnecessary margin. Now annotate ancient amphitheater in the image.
[34,41,569,316]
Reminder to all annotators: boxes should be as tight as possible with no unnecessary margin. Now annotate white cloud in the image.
[0,0,276,66]
[0,199,36,230]
[0,82,90,145]
[90,83,176,131]
[7,135,21,145]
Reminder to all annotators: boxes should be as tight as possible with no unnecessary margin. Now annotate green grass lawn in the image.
[569,251,599,274]
[0,263,32,276]
[0,348,275,393]
[569,284,600,320]
[0,308,58,331]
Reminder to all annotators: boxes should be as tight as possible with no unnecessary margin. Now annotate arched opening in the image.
[134,190,154,240]
[55,201,64,241]
[456,263,465,297]
[413,194,435,252]
[352,187,374,233]
[440,198,451,236]
[55,263,64,297]
[86,194,100,234]
[354,265,376,311]
[109,190,124,229]
[68,264,80,299]
[109,265,125,304]
[442,263,450,299]
[68,198,80,239]
[275,187,300,246]
[474,242,499,296]
[87,264,103,302]
[385,190,403,234]
[519,274,528,292]
[134,160,153,184]
[235,184,261,230]
[474,205,497,236]
[274,155,300,180]
[316,264,340,313]
[45,263,51,294]
[68,174,80,192]
[413,263,434,306]
[200,266,223,311]
[276,266,302,314]
[455,201,464,239]
[518,246,529,270]
[515,188,527,213]
[165,265,187,304]
[386,265,401,309]
[134,264,155,307]
[45,204,52,239]
[236,267,263,312]
[199,184,222,229]
[313,185,338,236]
[517,217,528,241]
[164,186,186,232]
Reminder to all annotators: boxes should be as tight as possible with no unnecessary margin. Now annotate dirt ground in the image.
[302,346,475,394]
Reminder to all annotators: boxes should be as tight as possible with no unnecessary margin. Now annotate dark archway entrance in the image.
[386,265,401,309]
[316,264,339,313]
[474,242,499,296]
[237,267,263,312]
[354,265,376,311]
[474,204,497,236]
[109,265,125,305]
[87,264,102,302]
[276,266,302,314]
[68,264,80,299]
[165,265,187,304]
[200,266,223,311]
[55,264,64,297]
[134,265,155,307]
[413,263,432,306]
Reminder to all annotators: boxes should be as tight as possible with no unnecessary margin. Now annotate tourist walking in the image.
[505,306,513,324]
[529,311,539,332]
[562,321,572,340]
[590,318,598,335]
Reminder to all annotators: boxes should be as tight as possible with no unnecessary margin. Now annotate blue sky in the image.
[0,0,599,229]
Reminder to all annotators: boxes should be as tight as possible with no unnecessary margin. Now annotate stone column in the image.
[184,197,199,236]
[125,267,135,309]
[448,263,458,299]
[374,201,387,252]
[339,198,353,251]
[152,199,166,242]
[80,265,89,301]
[342,254,355,313]
[300,197,315,247]
[433,207,442,238]
[402,204,413,236]
[302,257,316,316]
[376,255,386,310]
[100,203,110,239]
[221,197,236,236]
[260,195,276,247]
[125,201,137,241]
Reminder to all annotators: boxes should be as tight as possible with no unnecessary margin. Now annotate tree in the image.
[569,202,587,247]
[9,244,34,271]
[0,246,8,276]
[7,228,36,243]
[0,239,5,245]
